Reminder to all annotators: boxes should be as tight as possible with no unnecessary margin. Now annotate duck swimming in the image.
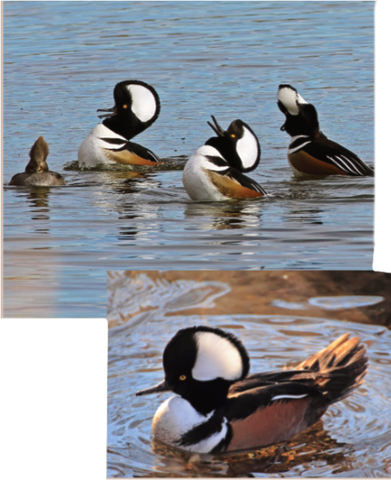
[277,84,374,177]
[78,79,161,168]
[9,136,66,186]
[183,116,266,201]
[137,326,368,453]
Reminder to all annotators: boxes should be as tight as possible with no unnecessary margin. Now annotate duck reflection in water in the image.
[184,201,264,230]
[150,420,352,477]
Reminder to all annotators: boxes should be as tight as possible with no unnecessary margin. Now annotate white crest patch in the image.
[296,92,308,105]
[236,126,259,170]
[278,87,308,116]
[192,331,243,381]
[127,84,157,122]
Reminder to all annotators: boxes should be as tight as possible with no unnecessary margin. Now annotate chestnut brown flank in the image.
[208,170,264,198]
[105,149,158,165]
[289,150,349,175]
[228,397,313,451]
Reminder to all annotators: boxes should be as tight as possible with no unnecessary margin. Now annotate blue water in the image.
[3,2,374,317]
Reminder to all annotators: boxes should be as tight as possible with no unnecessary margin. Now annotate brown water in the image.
[107,273,391,477]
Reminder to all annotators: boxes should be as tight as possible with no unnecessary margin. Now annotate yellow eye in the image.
[123,104,128,109]
[231,134,236,138]
[179,375,187,381]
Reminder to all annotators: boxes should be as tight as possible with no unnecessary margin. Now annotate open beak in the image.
[136,379,171,396]
[207,115,226,137]
[276,102,287,131]
[97,106,116,119]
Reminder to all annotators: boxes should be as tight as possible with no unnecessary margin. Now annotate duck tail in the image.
[295,333,368,404]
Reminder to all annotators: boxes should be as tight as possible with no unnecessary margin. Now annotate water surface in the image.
[3,2,374,316]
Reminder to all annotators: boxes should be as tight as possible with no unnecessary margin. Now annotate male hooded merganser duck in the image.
[182,116,267,201]
[136,326,368,454]
[9,136,66,186]
[78,79,161,168]
[277,84,374,177]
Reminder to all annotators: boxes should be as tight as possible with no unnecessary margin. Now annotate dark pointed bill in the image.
[136,379,171,396]
[97,106,116,119]
[207,115,225,137]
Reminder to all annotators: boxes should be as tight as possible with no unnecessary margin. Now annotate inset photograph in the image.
[107,270,391,477]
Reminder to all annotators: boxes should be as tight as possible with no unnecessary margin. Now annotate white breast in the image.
[78,124,127,168]
[182,146,228,201]
[152,396,228,453]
